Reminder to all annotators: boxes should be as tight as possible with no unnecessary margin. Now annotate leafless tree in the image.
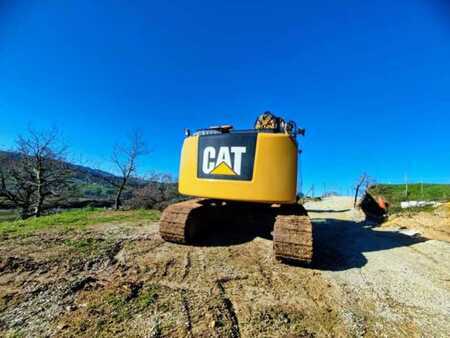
[108,131,148,210]
[0,155,35,218]
[353,173,373,207]
[0,128,71,218]
[126,173,180,210]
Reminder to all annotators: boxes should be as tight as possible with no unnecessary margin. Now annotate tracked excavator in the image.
[160,112,313,264]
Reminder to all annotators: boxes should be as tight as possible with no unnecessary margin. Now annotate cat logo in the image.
[202,146,246,176]
[197,133,257,181]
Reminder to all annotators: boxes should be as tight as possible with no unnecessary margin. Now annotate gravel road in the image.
[306,196,450,337]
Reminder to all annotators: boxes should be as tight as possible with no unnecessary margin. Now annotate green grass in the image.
[138,284,160,308]
[76,182,116,198]
[4,330,25,338]
[94,283,160,324]
[369,183,450,212]
[0,208,160,236]
[63,238,115,256]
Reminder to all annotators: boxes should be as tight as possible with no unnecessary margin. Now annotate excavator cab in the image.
[160,112,313,265]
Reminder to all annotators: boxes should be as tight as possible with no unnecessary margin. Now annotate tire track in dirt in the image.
[199,251,207,273]
[132,240,166,257]
[180,288,193,337]
[407,246,440,265]
[162,258,176,277]
[137,279,216,336]
[182,252,191,281]
[300,272,323,307]
[215,279,241,338]
[256,260,272,287]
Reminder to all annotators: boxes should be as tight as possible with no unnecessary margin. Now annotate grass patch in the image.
[369,184,450,214]
[89,283,161,324]
[4,330,25,338]
[138,284,160,309]
[63,238,115,256]
[0,208,160,237]
[369,184,450,203]
[105,294,132,321]
[369,184,450,213]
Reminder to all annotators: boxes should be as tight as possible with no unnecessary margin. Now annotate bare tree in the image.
[354,173,369,207]
[0,129,71,218]
[0,155,35,218]
[108,131,148,210]
[126,173,180,210]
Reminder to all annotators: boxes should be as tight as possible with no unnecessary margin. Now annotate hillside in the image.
[0,151,142,200]
[368,183,450,211]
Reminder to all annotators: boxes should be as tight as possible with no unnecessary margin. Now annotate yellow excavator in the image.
[160,112,313,264]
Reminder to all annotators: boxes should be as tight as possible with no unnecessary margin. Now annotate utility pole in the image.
[421,180,424,199]
[404,173,408,198]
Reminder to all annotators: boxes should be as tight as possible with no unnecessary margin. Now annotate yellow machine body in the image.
[178,131,298,204]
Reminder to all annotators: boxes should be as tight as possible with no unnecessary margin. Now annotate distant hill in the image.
[0,150,182,211]
[0,150,143,200]
[0,150,117,178]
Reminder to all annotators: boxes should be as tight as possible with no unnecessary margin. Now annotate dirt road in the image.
[305,197,450,337]
[0,197,449,337]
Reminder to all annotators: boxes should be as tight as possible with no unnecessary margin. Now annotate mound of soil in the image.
[382,203,450,242]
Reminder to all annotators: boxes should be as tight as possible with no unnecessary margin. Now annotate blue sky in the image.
[0,0,449,195]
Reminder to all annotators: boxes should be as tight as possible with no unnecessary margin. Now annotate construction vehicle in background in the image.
[159,112,313,264]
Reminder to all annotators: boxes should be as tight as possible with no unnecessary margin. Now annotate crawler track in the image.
[159,200,313,265]
[159,199,206,243]
[273,205,313,264]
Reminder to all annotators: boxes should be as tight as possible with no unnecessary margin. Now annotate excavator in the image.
[160,112,313,264]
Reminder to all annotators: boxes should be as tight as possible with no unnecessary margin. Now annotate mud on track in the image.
[1,197,449,337]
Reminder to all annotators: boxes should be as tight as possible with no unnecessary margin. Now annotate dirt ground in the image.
[381,202,450,242]
[0,197,449,337]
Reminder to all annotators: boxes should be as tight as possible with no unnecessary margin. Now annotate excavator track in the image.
[160,199,206,244]
[160,200,313,265]
[273,206,313,264]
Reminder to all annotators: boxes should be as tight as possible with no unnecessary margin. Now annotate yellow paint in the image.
[178,133,298,204]
[210,161,237,175]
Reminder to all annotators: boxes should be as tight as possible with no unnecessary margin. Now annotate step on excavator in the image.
[160,112,313,264]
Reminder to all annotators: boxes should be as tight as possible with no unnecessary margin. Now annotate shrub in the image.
[125,177,185,210]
